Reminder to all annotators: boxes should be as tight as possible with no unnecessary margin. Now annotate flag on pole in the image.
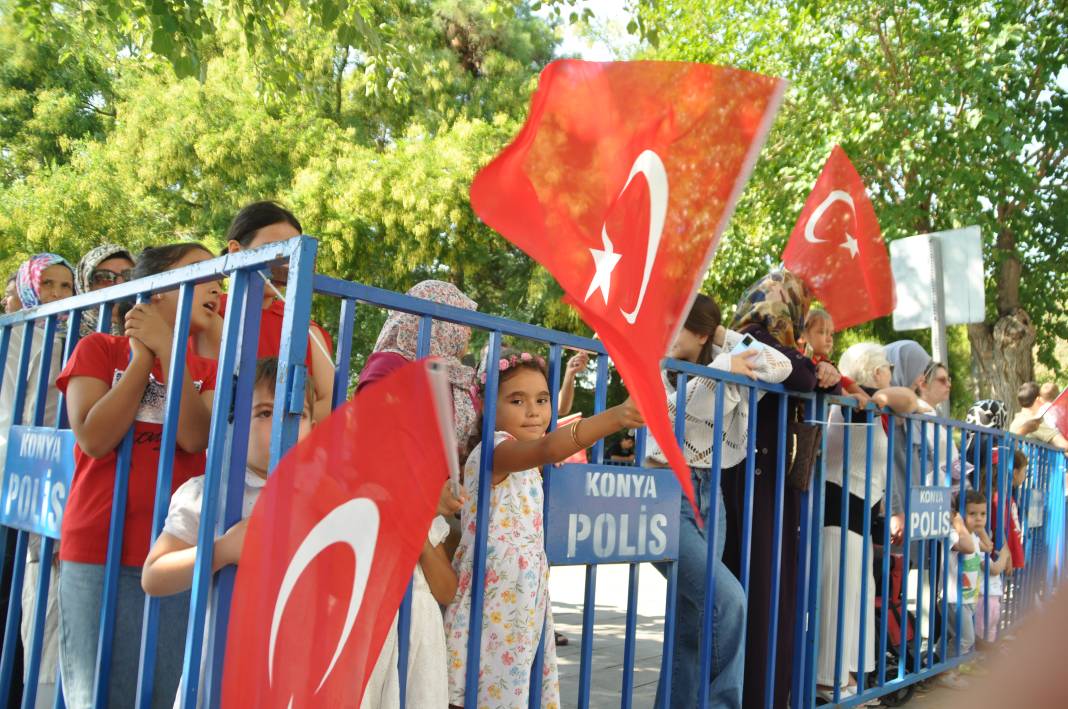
[782,145,895,331]
[469,59,785,516]
[222,360,453,707]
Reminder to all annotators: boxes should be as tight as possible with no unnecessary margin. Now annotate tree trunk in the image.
[967,219,1034,418]
[967,308,1035,417]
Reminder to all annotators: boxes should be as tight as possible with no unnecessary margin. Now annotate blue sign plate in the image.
[545,464,680,566]
[1027,490,1044,529]
[1,426,77,539]
[908,486,953,540]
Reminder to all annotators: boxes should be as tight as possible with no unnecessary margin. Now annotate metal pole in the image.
[928,236,950,417]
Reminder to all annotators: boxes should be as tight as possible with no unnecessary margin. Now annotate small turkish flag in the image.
[782,146,895,330]
[1042,388,1068,439]
[470,60,785,516]
[221,360,452,708]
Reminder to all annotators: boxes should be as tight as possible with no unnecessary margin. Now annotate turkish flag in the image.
[782,145,895,330]
[1042,388,1068,439]
[221,360,451,708]
[470,60,785,516]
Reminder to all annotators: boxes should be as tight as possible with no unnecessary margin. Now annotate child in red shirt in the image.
[55,242,220,709]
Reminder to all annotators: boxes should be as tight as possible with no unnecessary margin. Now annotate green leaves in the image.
[0,0,564,359]
[639,0,1068,382]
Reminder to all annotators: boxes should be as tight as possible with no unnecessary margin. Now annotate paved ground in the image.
[550,563,667,708]
[548,564,966,708]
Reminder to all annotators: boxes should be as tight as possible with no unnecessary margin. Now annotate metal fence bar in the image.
[91,293,146,708]
[856,407,875,697]
[20,315,60,709]
[763,393,789,709]
[898,420,915,674]
[789,396,817,709]
[801,393,828,708]
[135,284,193,707]
[395,315,434,708]
[658,561,679,709]
[696,384,725,709]
[577,354,610,709]
[463,330,501,708]
[178,269,251,709]
[831,403,853,702]
[530,343,563,709]
[620,562,639,709]
[877,410,894,686]
[203,271,266,708]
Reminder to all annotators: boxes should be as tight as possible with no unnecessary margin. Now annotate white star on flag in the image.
[840,232,859,258]
[584,226,622,304]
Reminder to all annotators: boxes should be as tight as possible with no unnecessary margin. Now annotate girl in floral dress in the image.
[444,350,643,708]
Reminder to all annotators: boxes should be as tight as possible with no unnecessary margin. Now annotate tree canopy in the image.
[637,0,1067,412]
[0,0,588,362]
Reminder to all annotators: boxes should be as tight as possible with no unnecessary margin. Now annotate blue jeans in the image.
[655,468,746,708]
[57,562,189,709]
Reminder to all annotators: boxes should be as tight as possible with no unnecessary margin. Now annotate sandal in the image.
[554,632,569,647]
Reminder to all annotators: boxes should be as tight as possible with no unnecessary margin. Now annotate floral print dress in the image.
[444,432,559,708]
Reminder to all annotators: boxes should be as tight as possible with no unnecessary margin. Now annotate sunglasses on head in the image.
[90,268,132,286]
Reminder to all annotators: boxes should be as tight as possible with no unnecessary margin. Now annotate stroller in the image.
[868,544,949,706]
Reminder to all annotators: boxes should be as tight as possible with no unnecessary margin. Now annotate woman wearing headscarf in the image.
[1,253,74,709]
[883,340,935,541]
[358,280,479,457]
[721,269,842,709]
[74,244,135,337]
[356,279,477,708]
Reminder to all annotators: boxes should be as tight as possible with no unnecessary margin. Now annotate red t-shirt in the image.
[992,493,1026,569]
[218,295,333,373]
[55,334,218,566]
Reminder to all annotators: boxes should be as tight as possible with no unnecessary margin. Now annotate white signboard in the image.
[890,226,985,330]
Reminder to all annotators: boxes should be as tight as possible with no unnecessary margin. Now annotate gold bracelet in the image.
[570,420,585,449]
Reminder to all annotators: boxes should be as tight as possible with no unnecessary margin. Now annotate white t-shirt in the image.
[163,469,266,545]
[946,530,981,605]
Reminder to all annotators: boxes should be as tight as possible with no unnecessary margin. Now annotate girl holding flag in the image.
[444,350,644,708]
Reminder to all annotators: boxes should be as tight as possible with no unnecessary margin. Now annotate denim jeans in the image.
[57,561,189,709]
[655,467,746,708]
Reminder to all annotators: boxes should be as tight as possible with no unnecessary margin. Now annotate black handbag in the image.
[786,404,822,491]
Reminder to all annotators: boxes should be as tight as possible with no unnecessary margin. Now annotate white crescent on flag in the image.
[268,497,380,694]
[584,150,669,324]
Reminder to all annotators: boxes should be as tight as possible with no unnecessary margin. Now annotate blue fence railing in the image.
[0,235,1063,708]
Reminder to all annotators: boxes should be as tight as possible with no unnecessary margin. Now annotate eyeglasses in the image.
[90,269,132,286]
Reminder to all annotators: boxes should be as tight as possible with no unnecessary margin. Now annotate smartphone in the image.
[730,333,766,356]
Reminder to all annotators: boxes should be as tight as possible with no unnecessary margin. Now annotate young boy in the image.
[941,490,1010,688]
[142,357,314,596]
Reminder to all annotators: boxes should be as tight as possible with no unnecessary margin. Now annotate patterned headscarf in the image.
[966,399,1009,431]
[373,280,479,446]
[16,253,74,310]
[75,244,134,295]
[74,244,134,336]
[729,268,811,349]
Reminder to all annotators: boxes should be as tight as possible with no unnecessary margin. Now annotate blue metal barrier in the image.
[0,234,1063,709]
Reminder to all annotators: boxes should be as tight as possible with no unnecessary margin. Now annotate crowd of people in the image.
[0,199,1063,709]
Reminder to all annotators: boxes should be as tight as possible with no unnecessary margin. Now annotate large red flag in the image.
[470,59,785,516]
[221,360,451,708]
[782,145,895,331]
